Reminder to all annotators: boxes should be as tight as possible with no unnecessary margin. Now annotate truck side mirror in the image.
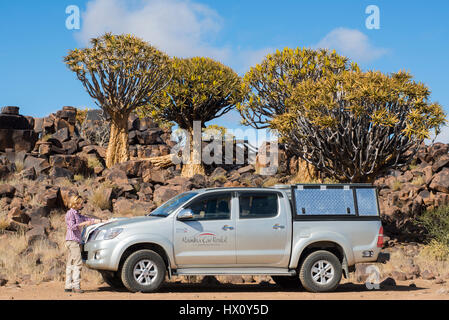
[177,209,194,221]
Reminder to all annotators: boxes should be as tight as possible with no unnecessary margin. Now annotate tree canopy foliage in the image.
[237,47,359,129]
[64,33,171,167]
[271,70,446,182]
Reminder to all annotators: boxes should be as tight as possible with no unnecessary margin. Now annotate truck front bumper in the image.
[81,239,119,271]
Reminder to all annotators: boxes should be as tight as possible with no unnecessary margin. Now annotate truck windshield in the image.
[147,192,199,217]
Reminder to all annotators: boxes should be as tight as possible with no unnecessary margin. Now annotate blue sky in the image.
[0,0,448,142]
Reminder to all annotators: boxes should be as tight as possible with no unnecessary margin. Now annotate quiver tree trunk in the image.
[293,158,320,183]
[106,111,130,168]
[181,129,205,177]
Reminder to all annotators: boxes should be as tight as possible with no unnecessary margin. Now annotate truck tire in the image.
[299,250,342,293]
[121,250,166,293]
[271,275,303,290]
[99,271,125,290]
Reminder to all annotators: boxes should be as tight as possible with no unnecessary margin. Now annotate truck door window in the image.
[239,193,278,219]
[185,194,231,221]
[355,188,379,216]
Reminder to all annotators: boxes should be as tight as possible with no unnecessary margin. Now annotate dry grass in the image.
[54,177,74,188]
[87,156,102,170]
[89,185,112,211]
[14,160,24,173]
[262,177,281,187]
[0,212,102,286]
[411,176,425,186]
[74,174,85,182]
[420,239,449,261]
[211,175,227,184]
[391,179,402,191]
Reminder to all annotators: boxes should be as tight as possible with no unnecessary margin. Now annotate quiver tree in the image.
[141,57,244,177]
[271,70,446,182]
[64,33,171,168]
[237,47,359,129]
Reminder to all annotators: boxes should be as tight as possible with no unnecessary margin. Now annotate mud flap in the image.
[342,255,349,279]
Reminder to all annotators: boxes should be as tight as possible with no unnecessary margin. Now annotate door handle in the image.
[273,224,285,230]
[222,225,234,231]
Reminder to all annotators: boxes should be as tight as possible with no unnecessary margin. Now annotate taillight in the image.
[377,226,384,248]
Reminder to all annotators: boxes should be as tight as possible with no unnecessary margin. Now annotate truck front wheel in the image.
[100,271,125,290]
[121,250,166,293]
[299,250,342,293]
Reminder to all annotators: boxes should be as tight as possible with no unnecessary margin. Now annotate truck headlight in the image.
[95,228,123,241]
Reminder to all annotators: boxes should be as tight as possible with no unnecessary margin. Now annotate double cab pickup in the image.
[82,184,389,293]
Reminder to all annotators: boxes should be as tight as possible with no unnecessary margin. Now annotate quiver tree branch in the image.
[272,70,446,182]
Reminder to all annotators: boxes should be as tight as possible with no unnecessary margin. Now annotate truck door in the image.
[236,191,290,266]
[173,192,236,267]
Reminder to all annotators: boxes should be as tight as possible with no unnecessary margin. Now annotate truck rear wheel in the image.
[271,275,302,289]
[299,250,342,293]
[99,271,125,290]
[121,250,166,293]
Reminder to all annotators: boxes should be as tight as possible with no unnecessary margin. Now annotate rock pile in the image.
[374,142,449,239]
[0,106,37,153]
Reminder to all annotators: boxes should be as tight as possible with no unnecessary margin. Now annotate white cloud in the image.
[76,0,230,61]
[314,27,388,63]
[75,0,274,73]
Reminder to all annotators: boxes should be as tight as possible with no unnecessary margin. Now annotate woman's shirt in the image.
[65,208,95,243]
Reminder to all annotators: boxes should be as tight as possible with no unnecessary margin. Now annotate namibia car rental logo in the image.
[182,232,227,245]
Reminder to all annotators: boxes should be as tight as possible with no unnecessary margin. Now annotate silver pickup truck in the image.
[81,184,389,293]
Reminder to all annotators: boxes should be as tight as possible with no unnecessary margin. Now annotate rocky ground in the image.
[1,106,449,296]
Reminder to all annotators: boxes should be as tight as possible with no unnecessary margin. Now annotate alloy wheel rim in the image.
[133,259,158,285]
[311,260,335,285]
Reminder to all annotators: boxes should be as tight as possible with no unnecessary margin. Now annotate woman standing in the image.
[65,195,103,293]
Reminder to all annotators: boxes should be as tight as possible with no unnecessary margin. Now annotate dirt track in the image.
[0,279,448,300]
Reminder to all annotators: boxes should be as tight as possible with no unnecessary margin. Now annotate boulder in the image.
[190,174,207,188]
[26,226,47,246]
[210,167,227,179]
[142,168,172,184]
[49,167,74,180]
[166,176,190,186]
[38,187,61,209]
[0,184,16,198]
[153,186,181,206]
[421,270,436,280]
[20,166,36,180]
[23,156,51,175]
[429,168,449,193]
[432,154,449,173]
[8,207,30,224]
[237,165,255,174]
[104,168,129,185]
[113,198,155,216]
[50,155,88,176]
[62,139,79,155]
[0,164,10,180]
[52,128,70,144]
[429,143,449,160]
